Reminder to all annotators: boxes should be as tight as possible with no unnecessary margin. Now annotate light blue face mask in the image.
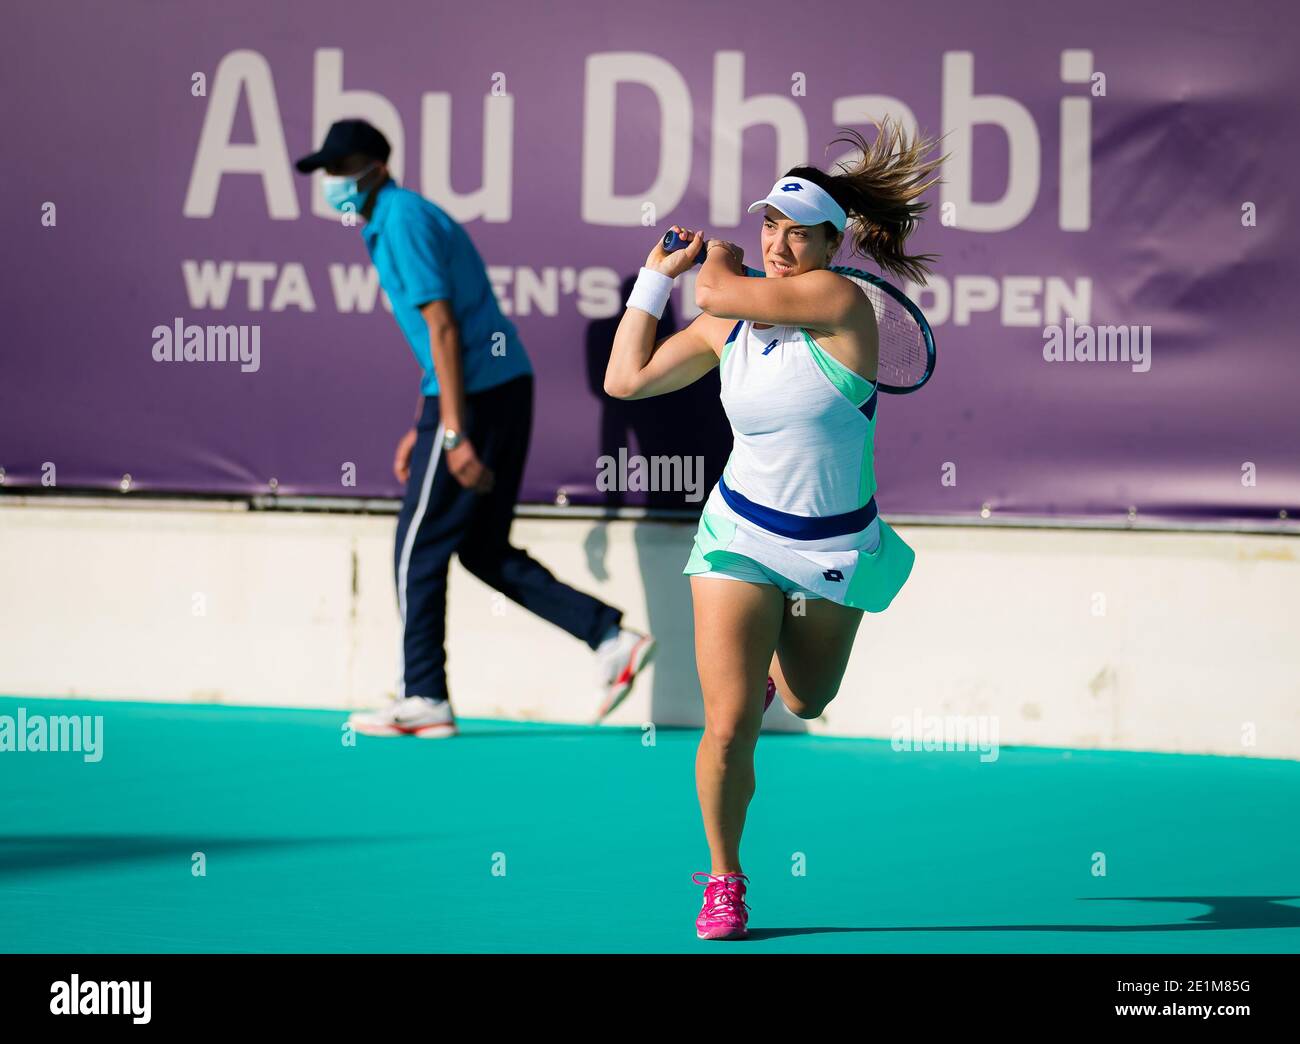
[321,164,378,212]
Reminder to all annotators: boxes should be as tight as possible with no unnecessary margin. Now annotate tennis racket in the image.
[661,230,935,394]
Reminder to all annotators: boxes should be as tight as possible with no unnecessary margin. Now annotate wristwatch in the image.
[442,428,463,451]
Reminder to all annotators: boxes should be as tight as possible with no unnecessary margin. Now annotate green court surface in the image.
[1,695,1297,953]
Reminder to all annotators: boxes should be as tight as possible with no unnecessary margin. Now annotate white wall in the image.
[1,498,1296,759]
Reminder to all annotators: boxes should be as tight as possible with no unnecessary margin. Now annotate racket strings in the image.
[716,251,932,392]
[843,275,927,389]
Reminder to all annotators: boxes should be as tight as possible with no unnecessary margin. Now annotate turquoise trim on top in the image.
[801,329,875,406]
[798,329,877,509]
[720,319,745,369]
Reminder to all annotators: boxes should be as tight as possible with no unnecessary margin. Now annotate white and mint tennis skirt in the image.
[683,479,914,612]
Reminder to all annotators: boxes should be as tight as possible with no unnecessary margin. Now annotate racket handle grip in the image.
[661,229,708,265]
[661,230,761,277]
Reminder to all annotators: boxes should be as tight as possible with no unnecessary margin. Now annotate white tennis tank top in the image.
[718,319,879,521]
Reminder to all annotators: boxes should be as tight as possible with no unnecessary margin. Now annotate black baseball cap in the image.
[295,119,391,173]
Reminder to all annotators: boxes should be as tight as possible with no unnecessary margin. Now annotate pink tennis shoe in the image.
[692,871,751,940]
[764,676,776,713]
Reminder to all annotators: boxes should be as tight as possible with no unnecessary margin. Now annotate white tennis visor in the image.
[746,176,847,231]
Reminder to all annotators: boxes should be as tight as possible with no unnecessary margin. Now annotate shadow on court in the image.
[0,834,425,878]
[745,896,1300,939]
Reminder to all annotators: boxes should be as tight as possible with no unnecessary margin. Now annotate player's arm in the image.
[605,227,718,401]
[604,312,720,401]
[696,247,862,332]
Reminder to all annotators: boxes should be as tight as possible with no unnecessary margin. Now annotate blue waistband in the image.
[718,478,878,539]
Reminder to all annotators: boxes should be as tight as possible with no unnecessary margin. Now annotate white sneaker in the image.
[594,628,656,721]
[348,696,457,739]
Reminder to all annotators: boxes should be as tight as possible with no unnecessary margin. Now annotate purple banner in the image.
[3,0,1297,522]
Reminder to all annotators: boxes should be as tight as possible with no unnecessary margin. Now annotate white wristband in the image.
[625,267,674,319]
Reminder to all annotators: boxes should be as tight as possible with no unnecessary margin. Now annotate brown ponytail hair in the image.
[785,116,949,286]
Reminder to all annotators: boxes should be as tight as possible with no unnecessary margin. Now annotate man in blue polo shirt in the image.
[296,120,653,738]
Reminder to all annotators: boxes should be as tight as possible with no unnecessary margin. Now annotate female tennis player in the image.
[604,118,946,940]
